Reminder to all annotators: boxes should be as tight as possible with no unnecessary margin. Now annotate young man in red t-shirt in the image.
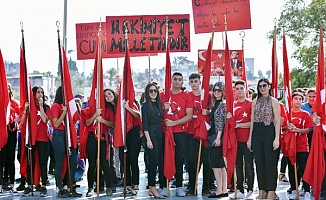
[287,92,313,199]
[161,72,193,197]
[185,73,212,196]
[232,80,254,199]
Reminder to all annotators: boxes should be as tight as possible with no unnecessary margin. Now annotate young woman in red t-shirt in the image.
[21,86,50,197]
[83,88,117,197]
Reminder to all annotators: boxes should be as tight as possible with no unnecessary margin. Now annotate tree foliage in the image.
[270,0,326,89]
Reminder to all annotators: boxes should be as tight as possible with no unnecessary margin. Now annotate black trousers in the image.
[280,155,288,174]
[187,134,210,190]
[288,152,310,192]
[145,135,163,186]
[87,133,112,189]
[119,126,141,186]
[26,141,49,186]
[236,142,254,192]
[4,123,17,184]
[252,122,278,191]
[321,151,326,197]
[173,132,187,187]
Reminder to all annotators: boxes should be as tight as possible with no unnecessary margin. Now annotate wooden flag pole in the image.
[96,21,102,197]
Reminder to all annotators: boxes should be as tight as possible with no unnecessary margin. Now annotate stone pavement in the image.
[0,151,309,199]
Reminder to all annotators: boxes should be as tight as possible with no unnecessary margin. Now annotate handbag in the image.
[207,134,217,148]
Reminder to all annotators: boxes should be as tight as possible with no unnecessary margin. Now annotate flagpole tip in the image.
[56,21,60,31]
[239,31,245,38]
[20,21,24,31]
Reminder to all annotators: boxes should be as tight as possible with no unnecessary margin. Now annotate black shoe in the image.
[40,187,47,197]
[69,189,82,197]
[22,187,32,196]
[287,187,292,194]
[229,187,235,193]
[186,188,195,196]
[48,171,55,175]
[16,183,26,191]
[35,184,42,192]
[202,188,212,196]
[117,179,124,187]
[222,193,229,197]
[46,179,50,186]
[146,185,149,189]
[112,186,116,193]
[58,189,68,198]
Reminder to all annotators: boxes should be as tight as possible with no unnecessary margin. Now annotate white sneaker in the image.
[289,190,298,199]
[232,190,245,199]
[300,190,306,197]
[176,187,186,197]
[304,192,312,200]
[160,187,167,197]
[246,190,253,198]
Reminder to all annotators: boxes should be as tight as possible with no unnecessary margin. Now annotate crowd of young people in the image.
[1,72,326,199]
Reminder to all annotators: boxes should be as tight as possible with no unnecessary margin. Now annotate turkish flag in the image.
[163,43,176,180]
[194,39,212,145]
[222,34,237,188]
[271,30,278,98]
[303,26,325,200]
[61,46,79,149]
[0,50,10,149]
[113,46,139,147]
[240,47,249,98]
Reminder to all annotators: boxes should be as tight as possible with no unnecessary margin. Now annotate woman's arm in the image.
[272,98,281,150]
[247,99,256,150]
[86,109,101,127]
[124,101,141,118]
[53,106,67,128]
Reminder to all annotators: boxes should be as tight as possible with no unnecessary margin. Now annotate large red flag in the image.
[61,47,79,149]
[303,26,325,200]
[80,34,105,158]
[0,50,10,149]
[193,39,212,145]
[222,34,238,188]
[113,47,139,147]
[281,32,296,165]
[19,44,40,183]
[271,28,278,98]
[163,43,176,180]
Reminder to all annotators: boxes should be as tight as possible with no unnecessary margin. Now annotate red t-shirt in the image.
[9,99,20,124]
[234,100,252,142]
[101,107,115,133]
[291,110,313,152]
[36,106,51,142]
[163,91,193,133]
[50,103,65,131]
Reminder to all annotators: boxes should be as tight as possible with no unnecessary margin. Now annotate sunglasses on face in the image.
[149,89,158,93]
[213,88,222,92]
[258,83,268,89]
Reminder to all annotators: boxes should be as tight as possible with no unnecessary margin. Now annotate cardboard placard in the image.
[106,14,191,53]
[192,0,251,34]
[198,49,243,77]
[76,22,157,60]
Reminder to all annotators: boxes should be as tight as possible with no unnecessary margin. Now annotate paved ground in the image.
[0,152,309,199]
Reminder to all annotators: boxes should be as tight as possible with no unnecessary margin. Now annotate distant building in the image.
[245,58,255,76]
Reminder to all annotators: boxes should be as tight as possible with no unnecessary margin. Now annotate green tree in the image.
[105,67,117,87]
[266,70,272,79]
[258,70,264,79]
[270,0,326,88]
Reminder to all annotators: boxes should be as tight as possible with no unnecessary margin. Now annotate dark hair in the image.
[256,78,272,98]
[139,92,145,106]
[32,86,48,112]
[172,72,183,77]
[292,92,304,100]
[234,80,246,87]
[104,88,118,109]
[306,89,316,95]
[144,83,163,117]
[8,84,13,99]
[188,73,201,80]
[54,86,63,104]
[292,88,305,95]
[210,82,225,108]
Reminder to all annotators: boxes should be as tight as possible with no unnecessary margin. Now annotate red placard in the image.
[198,49,243,77]
[106,14,190,54]
[76,22,158,60]
[192,0,251,34]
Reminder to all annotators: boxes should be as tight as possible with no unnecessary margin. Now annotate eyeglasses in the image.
[258,83,268,89]
[213,88,222,92]
[149,89,158,93]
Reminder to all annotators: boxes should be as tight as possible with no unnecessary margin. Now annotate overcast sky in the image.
[0,0,294,76]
